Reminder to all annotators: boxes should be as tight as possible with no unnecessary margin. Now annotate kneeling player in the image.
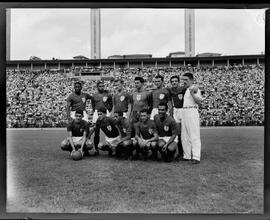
[112,111,131,159]
[94,107,122,156]
[135,109,158,161]
[154,102,178,162]
[60,110,93,157]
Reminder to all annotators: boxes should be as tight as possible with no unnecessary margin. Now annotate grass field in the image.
[6,127,264,214]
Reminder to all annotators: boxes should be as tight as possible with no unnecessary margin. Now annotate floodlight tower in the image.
[91,8,101,59]
[6,8,11,61]
[185,9,195,57]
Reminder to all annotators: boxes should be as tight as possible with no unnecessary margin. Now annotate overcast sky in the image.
[10,8,266,60]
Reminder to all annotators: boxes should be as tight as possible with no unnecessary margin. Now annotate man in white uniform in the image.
[181,72,203,164]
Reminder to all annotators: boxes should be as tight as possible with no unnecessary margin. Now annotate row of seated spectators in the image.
[6,64,264,128]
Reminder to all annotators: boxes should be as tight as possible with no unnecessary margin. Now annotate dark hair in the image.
[170,75,179,82]
[155,74,164,81]
[74,81,82,86]
[158,102,168,110]
[97,80,104,86]
[182,72,194,80]
[75,110,84,116]
[114,78,124,84]
[114,110,123,116]
[97,107,107,114]
[140,109,148,114]
[134,76,144,83]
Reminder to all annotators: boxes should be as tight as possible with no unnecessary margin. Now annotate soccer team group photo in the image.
[5,7,265,215]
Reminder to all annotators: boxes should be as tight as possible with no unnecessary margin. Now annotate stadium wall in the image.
[6,55,264,71]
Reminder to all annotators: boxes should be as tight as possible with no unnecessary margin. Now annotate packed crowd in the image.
[6,64,265,128]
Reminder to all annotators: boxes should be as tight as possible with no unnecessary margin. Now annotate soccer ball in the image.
[71,150,83,161]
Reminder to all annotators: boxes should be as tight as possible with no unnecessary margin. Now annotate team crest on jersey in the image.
[123,128,127,133]
[148,128,153,134]
[107,125,112,131]
[164,125,169,132]
[159,94,165,100]
[136,94,141,101]
[103,96,108,102]
[120,96,125,102]
[178,94,183,100]
[81,97,86,103]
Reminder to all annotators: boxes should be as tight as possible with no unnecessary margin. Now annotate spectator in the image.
[6,64,264,127]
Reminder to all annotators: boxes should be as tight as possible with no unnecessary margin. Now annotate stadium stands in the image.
[6,64,264,128]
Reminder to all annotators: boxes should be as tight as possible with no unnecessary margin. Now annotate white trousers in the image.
[181,108,201,161]
[173,108,183,123]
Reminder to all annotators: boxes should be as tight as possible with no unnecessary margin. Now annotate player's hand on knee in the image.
[145,141,151,148]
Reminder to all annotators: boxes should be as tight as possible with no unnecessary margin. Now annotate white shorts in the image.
[159,136,178,143]
[105,135,121,146]
[92,109,111,123]
[150,108,159,120]
[173,108,183,123]
[138,137,156,147]
[70,136,83,146]
[71,111,88,122]
[123,112,128,119]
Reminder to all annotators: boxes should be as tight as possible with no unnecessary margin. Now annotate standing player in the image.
[131,76,153,123]
[135,109,159,161]
[112,78,132,119]
[167,75,186,160]
[66,81,91,122]
[60,110,93,157]
[91,81,113,124]
[154,102,178,162]
[94,107,122,156]
[181,72,203,164]
[150,74,172,120]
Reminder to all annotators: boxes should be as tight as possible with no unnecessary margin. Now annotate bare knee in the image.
[98,143,105,150]
[150,142,157,151]
[157,139,166,149]
[168,142,177,153]
[60,139,69,150]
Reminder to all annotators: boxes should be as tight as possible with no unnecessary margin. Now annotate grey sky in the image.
[10,8,266,60]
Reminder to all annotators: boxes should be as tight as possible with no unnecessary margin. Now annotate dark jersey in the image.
[94,116,120,147]
[67,92,91,111]
[113,91,133,113]
[67,120,88,137]
[152,88,171,108]
[95,116,119,138]
[167,86,186,108]
[154,114,178,137]
[135,119,157,140]
[132,90,153,113]
[126,122,136,139]
[91,91,113,112]
[116,116,130,138]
